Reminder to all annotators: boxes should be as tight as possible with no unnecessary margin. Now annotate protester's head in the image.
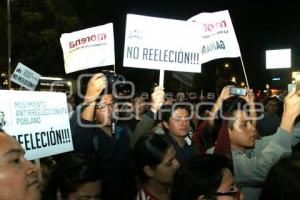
[170,154,241,200]
[259,156,300,200]
[264,97,279,114]
[0,129,41,200]
[162,104,191,138]
[134,134,180,185]
[43,153,102,200]
[95,94,113,126]
[224,97,257,151]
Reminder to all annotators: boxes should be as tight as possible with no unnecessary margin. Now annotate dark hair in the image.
[196,96,248,153]
[133,134,173,183]
[259,156,300,200]
[222,96,247,129]
[170,154,233,200]
[161,103,191,122]
[264,96,279,105]
[42,153,101,200]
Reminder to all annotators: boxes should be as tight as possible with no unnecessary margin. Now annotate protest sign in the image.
[60,23,115,74]
[10,62,41,91]
[0,90,73,160]
[123,14,202,73]
[188,10,241,64]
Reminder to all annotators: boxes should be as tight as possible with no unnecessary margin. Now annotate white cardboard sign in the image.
[188,10,241,64]
[0,90,73,160]
[11,62,41,91]
[60,23,115,74]
[123,14,202,73]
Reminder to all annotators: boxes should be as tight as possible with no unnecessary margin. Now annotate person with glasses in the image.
[70,73,135,200]
[170,154,242,200]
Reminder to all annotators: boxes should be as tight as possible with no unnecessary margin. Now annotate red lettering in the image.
[91,35,96,41]
[68,32,107,49]
[219,20,227,28]
[80,38,86,44]
[75,39,81,47]
[99,33,106,40]
[203,20,228,32]
[207,24,214,31]
[69,42,75,49]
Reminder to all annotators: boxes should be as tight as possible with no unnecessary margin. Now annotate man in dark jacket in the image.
[70,73,134,200]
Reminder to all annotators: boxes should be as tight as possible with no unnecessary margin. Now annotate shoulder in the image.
[136,187,158,200]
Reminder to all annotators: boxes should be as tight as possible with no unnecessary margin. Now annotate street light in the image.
[231,77,236,83]
[217,63,229,79]
[216,63,230,95]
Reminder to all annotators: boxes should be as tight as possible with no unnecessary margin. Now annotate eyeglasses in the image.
[213,189,241,200]
[213,190,238,196]
[95,103,113,110]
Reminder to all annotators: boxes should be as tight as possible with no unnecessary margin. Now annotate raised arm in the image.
[234,88,300,185]
[130,86,165,149]
[241,88,257,127]
[81,73,106,121]
[208,86,232,126]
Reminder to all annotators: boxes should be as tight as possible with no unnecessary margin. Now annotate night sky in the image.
[67,0,300,90]
[2,0,300,91]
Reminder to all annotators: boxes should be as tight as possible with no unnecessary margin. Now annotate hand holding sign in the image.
[84,73,107,104]
[151,86,165,113]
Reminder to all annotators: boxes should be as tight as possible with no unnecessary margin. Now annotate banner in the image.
[60,23,115,74]
[0,90,73,160]
[188,10,241,64]
[123,14,202,73]
[11,62,41,91]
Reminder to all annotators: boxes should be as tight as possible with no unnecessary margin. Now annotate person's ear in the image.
[196,195,206,200]
[228,127,233,136]
[162,121,169,129]
[143,165,155,178]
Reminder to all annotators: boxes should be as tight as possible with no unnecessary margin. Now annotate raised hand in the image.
[151,86,165,113]
[84,73,107,103]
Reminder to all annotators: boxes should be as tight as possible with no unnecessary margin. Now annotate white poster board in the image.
[266,49,291,69]
[0,90,73,160]
[123,14,202,73]
[11,62,41,91]
[188,10,241,64]
[60,23,115,74]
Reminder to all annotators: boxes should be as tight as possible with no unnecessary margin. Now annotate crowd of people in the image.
[1,72,300,200]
